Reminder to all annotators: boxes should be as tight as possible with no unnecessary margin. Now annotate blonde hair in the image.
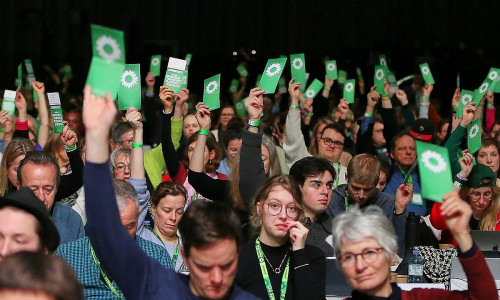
[0,138,36,196]
[460,186,500,230]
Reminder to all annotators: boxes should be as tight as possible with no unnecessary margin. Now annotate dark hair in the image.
[0,251,83,299]
[151,181,187,207]
[289,156,336,186]
[389,131,414,153]
[17,151,60,187]
[222,128,243,149]
[111,121,133,144]
[321,122,347,140]
[178,201,242,257]
[184,131,222,173]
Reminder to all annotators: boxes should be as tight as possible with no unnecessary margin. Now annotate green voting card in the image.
[24,59,36,84]
[290,54,306,90]
[467,118,482,154]
[63,65,73,79]
[472,78,493,105]
[456,89,474,118]
[343,79,356,103]
[203,74,221,111]
[16,64,22,89]
[356,67,364,82]
[118,64,141,110]
[374,65,386,95]
[150,55,161,76]
[185,53,192,67]
[163,57,187,94]
[325,60,338,80]
[91,24,125,63]
[235,98,247,116]
[85,56,125,99]
[387,72,397,86]
[47,92,65,133]
[237,64,248,77]
[303,79,324,99]
[229,79,239,93]
[2,90,16,115]
[419,63,435,85]
[180,70,188,89]
[338,70,347,87]
[258,58,287,94]
[416,141,452,202]
[488,67,500,92]
[379,55,388,68]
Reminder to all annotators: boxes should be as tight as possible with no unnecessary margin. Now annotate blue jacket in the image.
[52,201,85,245]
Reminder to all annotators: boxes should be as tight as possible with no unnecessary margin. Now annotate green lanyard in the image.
[334,163,341,188]
[400,169,412,184]
[255,239,290,300]
[152,228,180,267]
[89,241,124,299]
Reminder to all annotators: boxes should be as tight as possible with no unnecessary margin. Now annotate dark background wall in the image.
[1,0,499,110]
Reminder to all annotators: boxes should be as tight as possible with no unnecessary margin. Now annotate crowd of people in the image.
[0,53,498,300]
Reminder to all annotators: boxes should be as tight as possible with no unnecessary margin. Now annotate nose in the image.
[486,155,492,163]
[358,189,365,199]
[0,240,11,261]
[169,212,177,222]
[210,267,223,285]
[354,254,368,272]
[279,206,288,219]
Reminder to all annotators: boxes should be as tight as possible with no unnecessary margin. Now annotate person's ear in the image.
[209,149,216,161]
[390,252,397,265]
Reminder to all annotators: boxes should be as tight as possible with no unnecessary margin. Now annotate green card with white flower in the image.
[343,79,356,104]
[456,89,474,118]
[467,118,482,155]
[379,55,388,68]
[47,92,65,133]
[419,63,435,85]
[91,24,125,63]
[163,57,187,94]
[416,141,452,202]
[150,55,161,76]
[303,79,324,99]
[374,65,386,95]
[118,64,141,110]
[237,64,248,77]
[2,90,16,115]
[290,54,306,90]
[258,57,287,94]
[229,79,239,93]
[85,56,125,99]
[472,78,493,105]
[203,74,221,111]
[325,60,338,80]
[235,98,247,116]
[488,67,500,92]
[338,70,347,87]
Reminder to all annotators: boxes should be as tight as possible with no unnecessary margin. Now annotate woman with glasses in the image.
[236,174,326,300]
[333,195,496,299]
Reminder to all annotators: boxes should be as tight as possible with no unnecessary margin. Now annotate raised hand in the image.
[460,102,476,127]
[32,81,45,94]
[337,98,349,119]
[440,192,473,252]
[245,87,265,120]
[194,102,211,130]
[451,88,460,109]
[83,85,117,133]
[177,88,190,107]
[61,121,78,147]
[125,107,143,131]
[395,183,414,214]
[324,75,334,90]
[14,89,27,112]
[422,84,433,99]
[395,89,409,106]
[457,150,474,179]
[288,78,301,103]
[367,85,380,108]
[159,86,175,112]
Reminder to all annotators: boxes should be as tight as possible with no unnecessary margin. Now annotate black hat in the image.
[410,118,435,141]
[464,164,496,188]
[0,188,60,252]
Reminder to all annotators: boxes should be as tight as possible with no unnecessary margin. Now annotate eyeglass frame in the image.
[114,163,131,173]
[264,201,300,218]
[468,190,494,202]
[339,247,385,267]
[321,137,344,148]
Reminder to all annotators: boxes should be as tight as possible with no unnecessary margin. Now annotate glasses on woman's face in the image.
[321,137,344,148]
[265,201,299,218]
[115,163,130,173]
[469,190,493,202]
[340,247,384,267]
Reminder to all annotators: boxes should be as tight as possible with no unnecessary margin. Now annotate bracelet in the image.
[306,113,313,117]
[452,105,458,112]
[248,119,261,127]
[423,96,430,100]
[64,144,77,152]
[198,129,209,136]
[364,112,373,118]
[455,173,468,182]
[382,94,389,98]
[290,105,300,109]
[132,142,143,149]
[324,86,330,91]
[487,103,495,109]
[382,97,390,101]
[0,128,5,133]
[453,180,462,188]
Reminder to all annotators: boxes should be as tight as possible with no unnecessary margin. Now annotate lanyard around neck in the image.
[334,163,341,188]
[89,241,124,299]
[255,239,290,300]
[152,228,180,267]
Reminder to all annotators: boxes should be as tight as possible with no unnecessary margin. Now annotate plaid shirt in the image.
[56,236,173,299]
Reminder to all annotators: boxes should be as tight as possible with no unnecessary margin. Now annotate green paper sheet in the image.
[419,63,435,85]
[456,89,474,118]
[237,64,248,77]
[150,55,161,76]
[2,90,16,115]
[91,24,125,63]
[303,79,324,99]
[416,141,452,202]
[118,64,141,110]
[467,118,482,154]
[163,57,187,94]
[325,60,338,80]
[374,65,386,95]
[203,74,221,111]
[85,56,125,99]
[258,57,287,94]
[290,53,306,90]
[47,92,65,133]
[343,79,356,103]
